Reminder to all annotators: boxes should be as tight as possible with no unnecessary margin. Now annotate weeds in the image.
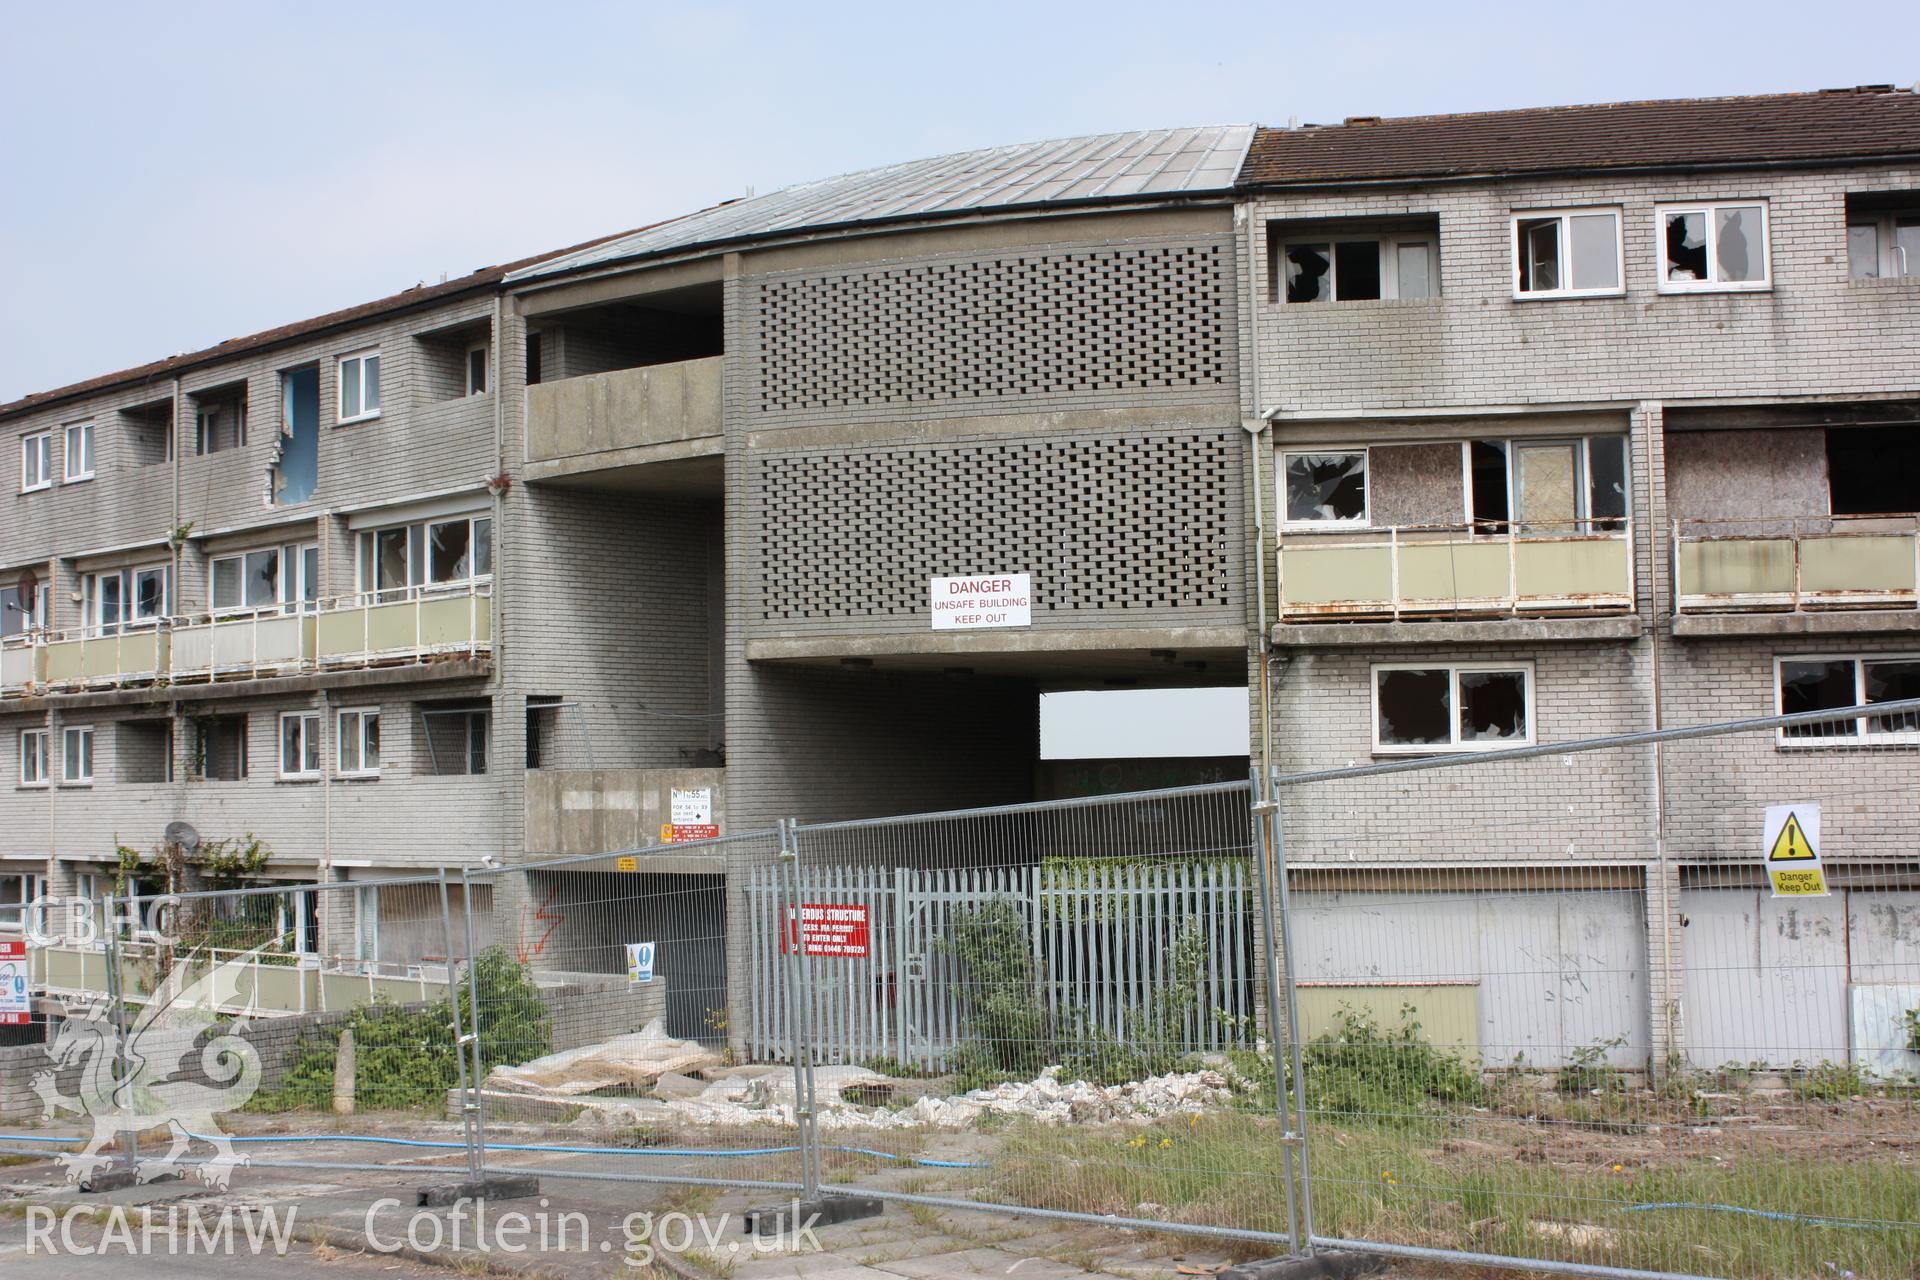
[1556,1036,1630,1096]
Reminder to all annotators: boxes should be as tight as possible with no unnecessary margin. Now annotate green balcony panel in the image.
[1280,544,1394,607]
[1515,538,1631,601]
[1800,534,1916,596]
[1397,540,1510,605]
[1681,539,1795,598]
[42,640,83,683]
[418,595,482,648]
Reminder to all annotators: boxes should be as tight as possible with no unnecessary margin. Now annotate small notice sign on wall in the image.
[662,787,719,842]
[930,574,1032,631]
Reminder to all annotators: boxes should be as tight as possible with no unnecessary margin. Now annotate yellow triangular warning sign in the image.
[1768,812,1817,862]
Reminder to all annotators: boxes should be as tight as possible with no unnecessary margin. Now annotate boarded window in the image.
[118,720,173,783]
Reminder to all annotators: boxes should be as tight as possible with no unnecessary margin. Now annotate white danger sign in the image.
[670,787,713,825]
[930,574,1032,631]
[1763,802,1828,898]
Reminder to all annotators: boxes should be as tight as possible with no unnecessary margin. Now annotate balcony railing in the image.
[1278,522,1635,621]
[1,580,491,696]
[1674,517,1920,612]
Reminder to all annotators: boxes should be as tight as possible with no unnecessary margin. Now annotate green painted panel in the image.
[1681,539,1794,596]
[1398,540,1509,604]
[1280,545,1393,606]
[316,611,367,657]
[250,965,307,1012]
[43,641,82,681]
[1515,538,1630,598]
[1298,984,1481,1061]
[366,602,418,651]
[418,596,478,647]
[1801,535,1916,594]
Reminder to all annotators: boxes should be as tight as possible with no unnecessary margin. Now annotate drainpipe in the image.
[1640,399,1677,1075]
[171,376,183,591]
[1239,204,1275,781]
[491,292,511,871]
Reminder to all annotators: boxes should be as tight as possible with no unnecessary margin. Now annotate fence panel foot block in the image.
[1220,1251,1387,1280]
[415,1175,541,1206]
[742,1196,882,1236]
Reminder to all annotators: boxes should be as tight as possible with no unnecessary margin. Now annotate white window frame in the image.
[63,422,94,482]
[337,349,382,424]
[61,725,94,785]
[337,708,380,778]
[1510,208,1625,300]
[1460,435,1632,536]
[1848,210,1920,280]
[1774,653,1920,747]
[1654,201,1771,293]
[465,343,489,396]
[1371,661,1536,755]
[211,543,318,616]
[20,431,51,493]
[278,710,322,780]
[82,570,128,636]
[357,514,492,601]
[1280,234,1439,303]
[19,728,48,787]
[1279,448,1371,531]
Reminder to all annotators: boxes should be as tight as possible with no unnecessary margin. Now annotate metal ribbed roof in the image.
[507,125,1253,283]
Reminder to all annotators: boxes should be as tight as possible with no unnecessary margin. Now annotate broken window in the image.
[1466,435,1627,534]
[212,543,317,615]
[273,366,319,506]
[1779,655,1920,742]
[418,701,489,776]
[1826,426,1920,516]
[1658,202,1769,290]
[465,344,488,396]
[338,708,380,776]
[1282,235,1436,302]
[279,711,321,779]
[1283,451,1368,526]
[1514,210,1620,296]
[117,720,173,783]
[194,402,246,454]
[1375,664,1532,753]
[1847,194,1920,279]
[193,715,248,780]
[357,513,491,601]
[525,332,543,385]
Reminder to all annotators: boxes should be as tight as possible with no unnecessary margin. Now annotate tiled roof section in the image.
[508,126,1254,283]
[0,223,658,419]
[1240,88,1920,186]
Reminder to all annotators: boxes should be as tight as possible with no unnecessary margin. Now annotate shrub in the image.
[1303,1005,1484,1119]
[255,946,549,1112]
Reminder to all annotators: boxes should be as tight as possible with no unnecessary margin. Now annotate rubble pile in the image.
[546,1060,1233,1134]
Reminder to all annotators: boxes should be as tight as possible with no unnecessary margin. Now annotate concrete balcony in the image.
[1673,519,1920,636]
[524,356,723,486]
[1278,524,1636,622]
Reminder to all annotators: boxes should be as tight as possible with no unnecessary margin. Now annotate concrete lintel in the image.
[524,434,723,485]
[2,658,492,716]
[747,625,1248,663]
[1271,616,1642,647]
[1673,610,1920,639]
[746,402,1238,453]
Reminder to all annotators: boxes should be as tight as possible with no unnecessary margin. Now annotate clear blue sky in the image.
[1,0,1913,402]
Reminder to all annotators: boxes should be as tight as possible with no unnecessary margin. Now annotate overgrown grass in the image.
[981,1110,1920,1278]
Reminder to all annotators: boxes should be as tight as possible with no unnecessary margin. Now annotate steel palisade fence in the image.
[4,699,1918,1280]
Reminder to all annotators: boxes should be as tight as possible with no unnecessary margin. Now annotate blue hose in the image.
[0,1130,986,1168]
[1615,1202,1881,1230]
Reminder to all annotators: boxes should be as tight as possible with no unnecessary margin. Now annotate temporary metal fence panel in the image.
[1267,701,1920,1280]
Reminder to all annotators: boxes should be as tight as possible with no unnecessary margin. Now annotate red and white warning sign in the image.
[661,786,720,843]
[0,939,28,1026]
[781,903,871,958]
